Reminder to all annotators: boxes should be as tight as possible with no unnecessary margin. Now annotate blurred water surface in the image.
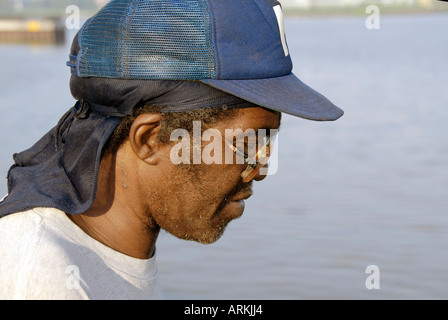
[0,14,447,299]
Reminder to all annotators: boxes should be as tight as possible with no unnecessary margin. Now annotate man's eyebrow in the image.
[224,129,258,140]
[236,131,258,139]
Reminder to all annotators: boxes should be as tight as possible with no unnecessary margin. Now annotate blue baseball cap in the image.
[68,0,343,121]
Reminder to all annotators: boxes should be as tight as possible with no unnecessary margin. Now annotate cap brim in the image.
[201,73,343,121]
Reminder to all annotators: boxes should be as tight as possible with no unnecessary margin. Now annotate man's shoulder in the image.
[0,207,84,265]
[0,208,46,249]
[0,207,43,225]
[0,207,164,300]
[0,207,68,249]
[0,208,87,299]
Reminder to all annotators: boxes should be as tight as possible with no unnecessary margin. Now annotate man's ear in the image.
[128,113,163,165]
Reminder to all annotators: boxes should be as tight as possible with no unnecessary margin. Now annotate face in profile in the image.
[142,107,281,244]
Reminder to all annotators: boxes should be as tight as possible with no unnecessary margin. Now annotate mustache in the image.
[214,180,253,216]
[229,179,253,199]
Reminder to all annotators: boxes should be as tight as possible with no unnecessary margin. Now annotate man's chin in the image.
[184,201,245,244]
[205,200,245,243]
[163,199,246,244]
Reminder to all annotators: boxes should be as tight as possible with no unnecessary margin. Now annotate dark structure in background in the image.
[0,17,65,45]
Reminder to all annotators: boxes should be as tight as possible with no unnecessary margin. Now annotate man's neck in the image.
[67,151,159,260]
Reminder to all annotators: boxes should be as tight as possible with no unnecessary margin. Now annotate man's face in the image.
[142,107,281,244]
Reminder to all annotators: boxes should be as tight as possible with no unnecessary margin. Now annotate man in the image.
[0,0,343,299]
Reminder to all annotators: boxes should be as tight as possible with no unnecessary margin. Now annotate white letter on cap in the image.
[273,5,289,57]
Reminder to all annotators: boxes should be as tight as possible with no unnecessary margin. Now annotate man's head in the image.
[0,0,343,250]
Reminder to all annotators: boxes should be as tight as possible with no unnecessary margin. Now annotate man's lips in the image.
[230,189,253,202]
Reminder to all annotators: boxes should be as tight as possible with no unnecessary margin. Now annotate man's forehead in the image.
[221,107,281,131]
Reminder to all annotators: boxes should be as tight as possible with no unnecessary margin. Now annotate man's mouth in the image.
[229,179,253,202]
[212,181,253,218]
[230,189,253,202]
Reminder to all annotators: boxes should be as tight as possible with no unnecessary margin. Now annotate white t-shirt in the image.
[0,207,163,300]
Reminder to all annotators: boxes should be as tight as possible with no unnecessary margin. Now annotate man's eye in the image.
[234,138,256,155]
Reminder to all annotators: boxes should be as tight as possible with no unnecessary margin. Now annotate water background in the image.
[1,13,447,299]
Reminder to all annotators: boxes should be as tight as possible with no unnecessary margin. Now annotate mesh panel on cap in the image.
[78,0,216,80]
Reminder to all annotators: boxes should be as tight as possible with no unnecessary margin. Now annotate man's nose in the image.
[252,163,269,182]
